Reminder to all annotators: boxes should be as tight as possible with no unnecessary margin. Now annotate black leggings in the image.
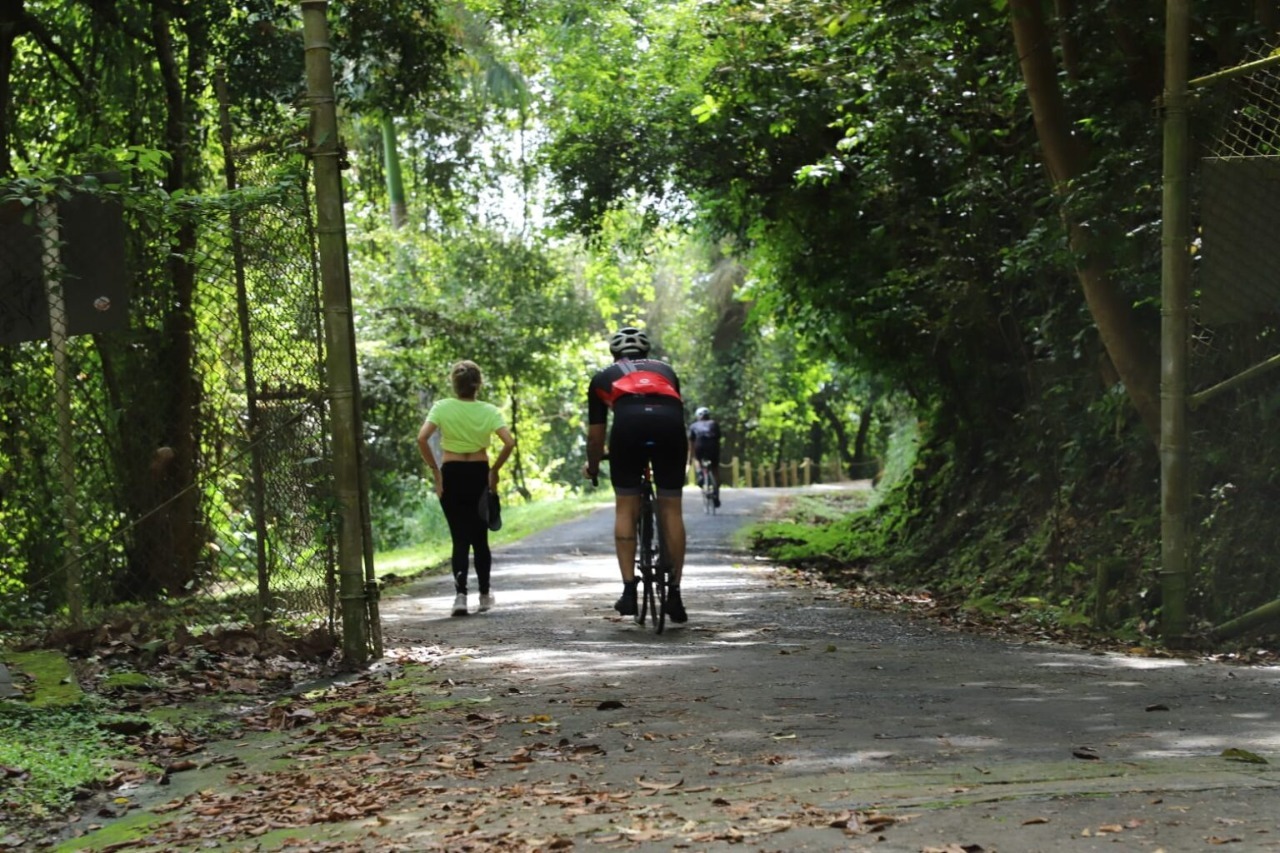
[440,461,491,595]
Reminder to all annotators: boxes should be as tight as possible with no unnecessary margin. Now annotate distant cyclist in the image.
[688,406,721,508]
[584,326,689,623]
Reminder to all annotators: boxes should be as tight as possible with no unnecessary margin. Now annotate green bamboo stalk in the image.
[302,0,370,666]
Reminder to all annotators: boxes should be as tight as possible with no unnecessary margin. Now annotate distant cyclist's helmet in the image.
[695,407,710,419]
[608,326,651,357]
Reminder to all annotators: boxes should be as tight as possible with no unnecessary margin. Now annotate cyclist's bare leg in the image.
[614,494,640,582]
[655,495,685,583]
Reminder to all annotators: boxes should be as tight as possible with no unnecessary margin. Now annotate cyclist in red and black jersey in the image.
[584,326,689,623]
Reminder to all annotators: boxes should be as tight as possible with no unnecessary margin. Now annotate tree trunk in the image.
[811,389,854,478]
[707,256,748,460]
[137,4,204,597]
[1009,0,1161,442]
[850,396,878,479]
[0,0,22,178]
[1257,0,1279,35]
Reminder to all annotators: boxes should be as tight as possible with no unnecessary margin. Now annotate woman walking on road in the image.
[417,360,516,617]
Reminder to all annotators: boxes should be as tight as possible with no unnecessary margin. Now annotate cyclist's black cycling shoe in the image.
[614,583,638,616]
[664,587,688,623]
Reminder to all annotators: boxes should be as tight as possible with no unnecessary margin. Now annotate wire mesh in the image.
[1187,44,1280,625]
[0,141,340,652]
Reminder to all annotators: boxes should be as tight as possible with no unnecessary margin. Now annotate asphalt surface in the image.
[374,483,1280,852]
[52,483,1280,852]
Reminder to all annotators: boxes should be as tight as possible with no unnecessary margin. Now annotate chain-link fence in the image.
[1186,43,1280,628]
[0,133,343,653]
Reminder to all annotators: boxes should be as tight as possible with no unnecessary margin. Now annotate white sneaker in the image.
[479,593,495,612]
[451,593,468,617]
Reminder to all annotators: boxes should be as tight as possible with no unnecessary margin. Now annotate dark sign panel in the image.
[0,187,129,345]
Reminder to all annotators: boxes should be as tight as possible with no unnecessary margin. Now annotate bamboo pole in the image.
[1159,0,1191,642]
[301,0,369,666]
[1188,352,1280,409]
[381,115,407,229]
[1211,598,1280,641]
[1189,52,1280,88]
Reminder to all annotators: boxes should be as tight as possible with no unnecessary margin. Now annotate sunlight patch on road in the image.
[780,750,901,771]
[475,646,712,674]
[1036,653,1190,671]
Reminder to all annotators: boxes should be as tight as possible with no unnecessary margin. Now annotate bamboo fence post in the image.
[302,0,371,666]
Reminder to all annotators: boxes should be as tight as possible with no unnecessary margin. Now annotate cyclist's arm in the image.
[585,423,607,480]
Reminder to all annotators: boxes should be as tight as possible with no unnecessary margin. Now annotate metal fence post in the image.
[40,201,84,626]
[1160,0,1191,640]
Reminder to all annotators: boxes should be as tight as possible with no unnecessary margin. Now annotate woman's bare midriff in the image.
[443,450,489,463]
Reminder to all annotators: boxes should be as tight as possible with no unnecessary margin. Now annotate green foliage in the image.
[750,396,1164,640]
[534,0,715,230]
[351,223,596,547]
[0,702,131,817]
[332,0,458,115]
[9,0,1280,646]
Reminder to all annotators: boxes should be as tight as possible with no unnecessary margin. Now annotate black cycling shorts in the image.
[608,400,687,498]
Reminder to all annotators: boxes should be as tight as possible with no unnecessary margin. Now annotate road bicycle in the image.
[634,461,669,634]
[590,455,669,633]
[697,459,717,515]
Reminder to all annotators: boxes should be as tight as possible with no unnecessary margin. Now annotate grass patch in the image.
[0,700,133,818]
[746,490,878,569]
[4,650,84,708]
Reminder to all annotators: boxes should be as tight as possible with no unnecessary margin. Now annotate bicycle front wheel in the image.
[653,517,667,634]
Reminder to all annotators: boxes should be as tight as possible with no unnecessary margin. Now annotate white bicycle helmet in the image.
[695,406,710,419]
[608,326,651,357]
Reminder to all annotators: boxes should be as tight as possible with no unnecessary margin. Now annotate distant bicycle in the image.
[697,459,717,515]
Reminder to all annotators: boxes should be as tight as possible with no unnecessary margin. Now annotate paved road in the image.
[375,484,1280,851]
[56,484,1280,852]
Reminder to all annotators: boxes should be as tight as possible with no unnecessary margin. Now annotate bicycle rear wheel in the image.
[636,497,657,626]
[653,569,667,634]
[703,469,717,515]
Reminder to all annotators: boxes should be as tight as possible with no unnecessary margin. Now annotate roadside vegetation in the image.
[0,489,613,836]
[6,3,1280,839]
[7,0,1279,654]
